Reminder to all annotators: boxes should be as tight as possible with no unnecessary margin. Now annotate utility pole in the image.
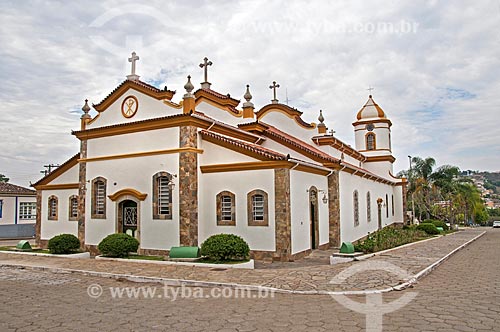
[41,164,60,176]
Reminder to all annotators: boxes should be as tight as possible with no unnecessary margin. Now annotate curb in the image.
[0,231,486,296]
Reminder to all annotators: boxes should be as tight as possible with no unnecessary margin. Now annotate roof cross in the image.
[127,51,140,81]
[367,86,374,96]
[269,81,280,104]
[199,57,213,83]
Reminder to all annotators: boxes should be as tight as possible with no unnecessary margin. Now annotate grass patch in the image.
[354,226,430,254]
[0,247,65,254]
[125,254,164,261]
[197,258,250,264]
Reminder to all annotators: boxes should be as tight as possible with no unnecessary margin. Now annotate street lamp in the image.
[408,155,415,225]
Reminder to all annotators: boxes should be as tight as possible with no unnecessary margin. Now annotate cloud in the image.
[1,0,499,186]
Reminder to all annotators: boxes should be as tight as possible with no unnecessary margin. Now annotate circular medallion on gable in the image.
[121,96,138,118]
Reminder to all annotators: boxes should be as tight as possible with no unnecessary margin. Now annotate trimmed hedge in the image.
[354,227,427,253]
[424,219,449,231]
[416,222,440,235]
[48,234,80,254]
[200,234,250,262]
[98,233,139,258]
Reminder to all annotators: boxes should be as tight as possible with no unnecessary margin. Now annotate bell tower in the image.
[353,95,395,175]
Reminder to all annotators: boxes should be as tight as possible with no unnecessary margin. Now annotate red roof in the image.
[0,182,36,196]
[263,124,339,164]
[200,130,286,161]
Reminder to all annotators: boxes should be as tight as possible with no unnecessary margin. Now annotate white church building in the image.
[34,54,407,261]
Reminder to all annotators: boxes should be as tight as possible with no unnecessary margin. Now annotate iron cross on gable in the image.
[128,52,139,75]
[269,81,280,103]
[199,57,213,83]
[367,86,374,94]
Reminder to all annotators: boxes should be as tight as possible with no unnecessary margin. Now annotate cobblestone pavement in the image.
[0,228,498,331]
[0,229,484,292]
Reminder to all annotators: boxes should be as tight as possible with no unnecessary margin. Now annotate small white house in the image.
[0,182,37,238]
[33,55,407,261]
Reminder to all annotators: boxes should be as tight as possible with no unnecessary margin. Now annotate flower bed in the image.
[354,226,430,254]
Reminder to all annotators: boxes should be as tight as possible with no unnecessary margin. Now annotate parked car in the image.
[493,221,500,228]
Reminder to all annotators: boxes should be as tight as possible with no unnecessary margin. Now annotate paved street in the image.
[0,229,484,292]
[1,228,499,331]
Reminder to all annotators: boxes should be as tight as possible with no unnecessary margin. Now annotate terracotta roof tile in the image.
[194,88,240,103]
[263,124,339,163]
[200,130,286,161]
[93,79,175,110]
[0,182,36,195]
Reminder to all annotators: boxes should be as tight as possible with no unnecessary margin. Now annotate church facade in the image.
[34,55,406,261]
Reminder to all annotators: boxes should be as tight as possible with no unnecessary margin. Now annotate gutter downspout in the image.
[15,196,18,225]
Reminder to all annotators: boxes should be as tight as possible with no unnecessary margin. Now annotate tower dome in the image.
[356,95,386,120]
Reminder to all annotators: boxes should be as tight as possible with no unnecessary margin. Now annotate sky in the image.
[1,0,499,187]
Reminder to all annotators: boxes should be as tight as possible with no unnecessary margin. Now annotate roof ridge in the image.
[263,124,339,163]
[200,130,285,160]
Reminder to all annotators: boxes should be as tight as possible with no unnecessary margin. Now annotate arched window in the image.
[153,172,173,220]
[91,177,107,219]
[366,191,371,223]
[391,194,395,216]
[247,189,268,226]
[353,190,359,227]
[69,195,78,221]
[386,194,389,218]
[366,132,376,150]
[48,195,58,221]
[216,191,236,226]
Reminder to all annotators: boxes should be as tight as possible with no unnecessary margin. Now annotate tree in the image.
[0,174,9,183]
[402,157,488,226]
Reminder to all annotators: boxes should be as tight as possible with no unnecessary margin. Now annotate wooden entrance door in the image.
[309,187,319,249]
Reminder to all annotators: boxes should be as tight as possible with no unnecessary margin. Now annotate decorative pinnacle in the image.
[318,109,324,124]
[82,99,90,113]
[81,99,91,119]
[184,75,194,94]
[244,85,252,102]
[243,84,254,108]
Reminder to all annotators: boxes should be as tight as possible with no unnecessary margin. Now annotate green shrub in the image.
[48,234,80,254]
[354,227,428,253]
[416,223,440,235]
[200,234,250,262]
[424,219,449,231]
[98,233,139,258]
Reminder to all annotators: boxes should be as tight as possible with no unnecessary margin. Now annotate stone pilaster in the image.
[328,171,341,248]
[35,190,42,245]
[402,179,408,225]
[78,139,87,249]
[274,168,292,261]
[179,125,198,246]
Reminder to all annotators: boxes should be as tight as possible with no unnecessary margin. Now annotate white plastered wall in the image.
[49,163,79,185]
[0,196,36,225]
[198,169,276,251]
[40,189,79,240]
[196,101,242,127]
[258,111,316,142]
[87,88,180,129]
[290,170,329,255]
[339,171,399,244]
[85,128,181,250]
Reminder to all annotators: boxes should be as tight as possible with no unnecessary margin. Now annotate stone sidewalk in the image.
[0,229,485,293]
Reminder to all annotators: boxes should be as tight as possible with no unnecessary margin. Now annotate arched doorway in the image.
[118,199,138,237]
[309,187,319,249]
